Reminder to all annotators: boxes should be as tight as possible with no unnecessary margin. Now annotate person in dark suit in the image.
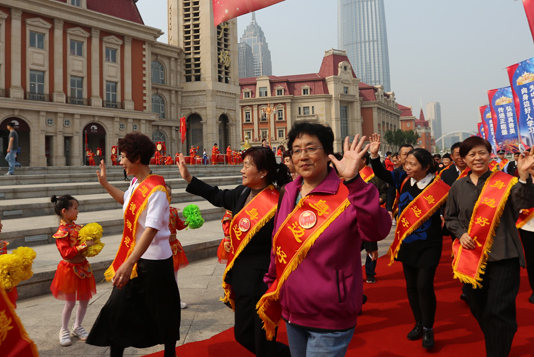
[176,147,291,357]
[504,151,520,176]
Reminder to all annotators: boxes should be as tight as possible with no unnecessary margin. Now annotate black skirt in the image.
[87,257,181,348]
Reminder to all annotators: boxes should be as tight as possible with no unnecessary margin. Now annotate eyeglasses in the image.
[290,147,323,157]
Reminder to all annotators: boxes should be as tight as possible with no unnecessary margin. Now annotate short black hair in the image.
[51,195,78,217]
[287,122,334,156]
[408,148,436,174]
[459,137,492,158]
[386,151,392,156]
[399,144,414,152]
[7,122,16,128]
[442,153,451,159]
[433,153,441,159]
[392,152,399,159]
[450,142,462,153]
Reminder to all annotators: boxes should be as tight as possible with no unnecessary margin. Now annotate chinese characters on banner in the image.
[487,87,521,153]
[212,0,285,26]
[480,105,498,155]
[506,57,534,149]
[477,122,485,138]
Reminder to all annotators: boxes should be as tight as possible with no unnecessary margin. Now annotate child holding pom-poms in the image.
[49,194,96,347]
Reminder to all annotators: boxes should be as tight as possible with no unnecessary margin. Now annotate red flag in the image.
[213,0,284,26]
[523,0,534,41]
[180,117,187,144]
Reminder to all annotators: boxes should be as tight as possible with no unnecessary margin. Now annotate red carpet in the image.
[146,241,534,356]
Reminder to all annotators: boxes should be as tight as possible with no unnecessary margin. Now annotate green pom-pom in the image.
[183,204,204,229]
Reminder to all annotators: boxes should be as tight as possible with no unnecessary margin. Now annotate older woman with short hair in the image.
[258,122,391,357]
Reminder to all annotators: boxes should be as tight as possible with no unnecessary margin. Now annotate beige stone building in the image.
[239,49,400,153]
[0,0,240,167]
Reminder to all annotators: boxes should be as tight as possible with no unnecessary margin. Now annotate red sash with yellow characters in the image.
[221,185,279,309]
[452,171,517,288]
[0,285,38,357]
[498,158,509,170]
[359,165,375,183]
[488,160,499,172]
[388,177,449,265]
[257,183,350,340]
[104,175,169,282]
[516,208,534,229]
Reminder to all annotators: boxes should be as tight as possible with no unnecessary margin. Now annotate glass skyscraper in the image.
[239,12,272,77]
[338,0,391,92]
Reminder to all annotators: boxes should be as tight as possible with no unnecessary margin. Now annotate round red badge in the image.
[239,218,251,232]
[299,211,317,229]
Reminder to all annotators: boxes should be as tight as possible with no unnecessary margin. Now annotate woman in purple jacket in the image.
[259,122,391,357]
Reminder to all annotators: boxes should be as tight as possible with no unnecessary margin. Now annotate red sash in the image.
[457,167,469,180]
[257,183,350,340]
[388,177,449,265]
[0,286,38,357]
[359,165,375,183]
[516,208,534,229]
[221,186,279,309]
[104,175,169,281]
[488,160,499,172]
[452,171,517,288]
[498,158,509,170]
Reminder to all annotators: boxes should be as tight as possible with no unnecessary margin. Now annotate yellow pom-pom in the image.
[79,223,104,257]
[0,253,25,291]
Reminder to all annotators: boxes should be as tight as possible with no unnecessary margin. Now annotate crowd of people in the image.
[4,120,534,357]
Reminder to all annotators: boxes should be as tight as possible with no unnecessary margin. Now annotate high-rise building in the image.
[426,102,442,141]
[338,0,391,92]
[239,12,272,77]
[238,42,254,79]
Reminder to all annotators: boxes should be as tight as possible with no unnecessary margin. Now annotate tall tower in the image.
[338,0,391,92]
[167,0,240,151]
[426,102,442,141]
[239,13,273,77]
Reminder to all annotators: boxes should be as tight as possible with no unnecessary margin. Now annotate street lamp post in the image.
[261,102,276,148]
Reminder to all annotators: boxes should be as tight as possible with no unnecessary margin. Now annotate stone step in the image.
[0,182,239,217]
[0,175,242,200]
[1,200,227,249]
[14,219,226,300]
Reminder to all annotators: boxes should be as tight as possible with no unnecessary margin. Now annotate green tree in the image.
[383,129,420,147]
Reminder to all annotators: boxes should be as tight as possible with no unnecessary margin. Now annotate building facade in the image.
[426,101,442,143]
[0,0,240,167]
[239,49,400,153]
[239,12,272,78]
[414,109,433,151]
[338,0,391,92]
[238,42,254,79]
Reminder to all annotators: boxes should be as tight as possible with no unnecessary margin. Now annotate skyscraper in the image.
[238,42,254,79]
[338,0,391,92]
[239,12,273,77]
[426,102,442,141]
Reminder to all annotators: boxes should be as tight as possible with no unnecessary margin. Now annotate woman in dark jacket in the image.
[176,147,291,357]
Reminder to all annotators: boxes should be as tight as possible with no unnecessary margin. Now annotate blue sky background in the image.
[137,0,534,136]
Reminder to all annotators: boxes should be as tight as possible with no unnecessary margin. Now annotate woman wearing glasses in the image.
[176,147,291,357]
[257,122,391,357]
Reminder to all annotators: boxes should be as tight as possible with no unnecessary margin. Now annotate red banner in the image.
[212,0,284,26]
[180,117,186,144]
[523,0,534,42]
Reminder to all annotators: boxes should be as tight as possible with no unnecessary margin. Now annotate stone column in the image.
[9,9,24,99]
[123,35,134,110]
[53,19,65,103]
[73,114,81,165]
[55,113,66,166]
[253,104,258,142]
[90,28,101,106]
[35,111,47,166]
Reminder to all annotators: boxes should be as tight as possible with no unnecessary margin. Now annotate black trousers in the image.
[464,258,520,357]
[234,294,291,357]
[519,229,534,292]
[402,264,437,328]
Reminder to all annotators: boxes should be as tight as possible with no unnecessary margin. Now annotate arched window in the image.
[151,61,165,84]
[152,130,166,144]
[152,94,165,119]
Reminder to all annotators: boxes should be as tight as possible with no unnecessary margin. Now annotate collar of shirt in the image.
[465,169,492,186]
[410,172,435,189]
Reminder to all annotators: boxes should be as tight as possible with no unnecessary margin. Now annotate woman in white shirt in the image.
[87,133,180,357]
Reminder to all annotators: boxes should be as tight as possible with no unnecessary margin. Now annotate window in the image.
[340,105,348,139]
[46,118,54,126]
[70,40,83,56]
[303,107,310,115]
[64,119,72,127]
[70,0,81,6]
[29,70,45,100]
[277,109,284,121]
[244,130,252,141]
[152,94,165,119]
[302,88,309,95]
[244,112,251,123]
[298,107,301,115]
[105,81,117,108]
[243,91,250,98]
[259,87,268,97]
[151,61,164,84]
[343,87,349,94]
[29,31,44,49]
[276,89,283,96]
[261,129,268,140]
[105,47,117,62]
[119,123,125,130]
[70,76,84,104]
[278,129,284,139]
[132,124,139,131]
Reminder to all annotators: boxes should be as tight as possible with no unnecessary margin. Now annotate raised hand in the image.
[518,145,534,181]
[369,133,381,158]
[96,159,107,185]
[176,154,193,184]
[328,134,369,181]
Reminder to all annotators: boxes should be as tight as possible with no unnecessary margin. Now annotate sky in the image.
[137,0,534,137]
